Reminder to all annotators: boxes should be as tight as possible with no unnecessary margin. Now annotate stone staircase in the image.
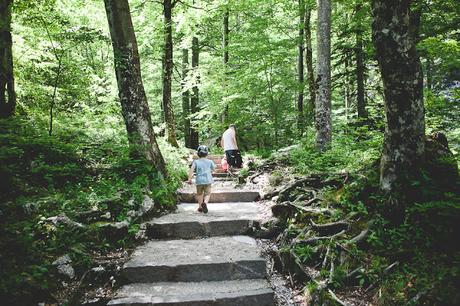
[108,155,275,306]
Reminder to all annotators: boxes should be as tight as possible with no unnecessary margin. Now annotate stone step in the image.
[108,279,275,306]
[214,172,231,178]
[123,236,266,283]
[178,189,260,203]
[146,203,262,239]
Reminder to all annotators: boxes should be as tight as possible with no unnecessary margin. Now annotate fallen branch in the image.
[295,230,346,245]
[289,202,336,215]
[278,177,318,201]
[349,227,369,244]
[322,243,331,268]
[289,250,324,289]
[328,289,351,306]
[311,220,349,233]
[365,261,399,292]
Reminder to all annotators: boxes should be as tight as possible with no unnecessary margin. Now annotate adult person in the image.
[220,124,243,169]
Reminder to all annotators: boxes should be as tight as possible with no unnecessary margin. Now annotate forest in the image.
[0,0,459,305]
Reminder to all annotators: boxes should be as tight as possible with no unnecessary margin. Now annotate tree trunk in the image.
[182,48,191,148]
[104,0,167,178]
[355,4,367,119]
[49,56,63,136]
[304,6,316,125]
[344,53,351,124]
[190,36,200,149]
[372,0,425,194]
[0,0,16,118]
[162,0,179,147]
[222,8,229,124]
[315,0,332,150]
[297,0,305,135]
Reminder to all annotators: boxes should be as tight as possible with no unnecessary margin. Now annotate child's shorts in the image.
[196,184,212,196]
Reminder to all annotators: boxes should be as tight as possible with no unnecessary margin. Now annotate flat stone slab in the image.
[123,236,266,283]
[178,189,260,203]
[146,203,262,239]
[213,172,231,178]
[108,279,275,306]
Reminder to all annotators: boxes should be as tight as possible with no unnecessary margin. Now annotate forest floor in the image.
[78,147,459,305]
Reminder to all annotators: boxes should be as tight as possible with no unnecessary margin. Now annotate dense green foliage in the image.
[0,116,186,303]
[1,0,459,304]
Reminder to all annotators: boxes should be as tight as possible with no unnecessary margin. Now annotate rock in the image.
[271,202,295,219]
[126,195,156,221]
[99,221,129,241]
[47,214,85,229]
[76,210,111,223]
[52,255,75,279]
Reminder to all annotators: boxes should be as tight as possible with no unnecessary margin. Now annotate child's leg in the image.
[200,185,211,213]
[196,185,204,206]
[203,185,212,204]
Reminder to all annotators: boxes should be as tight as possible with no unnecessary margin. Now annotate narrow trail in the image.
[108,155,276,305]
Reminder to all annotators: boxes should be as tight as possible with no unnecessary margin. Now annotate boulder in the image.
[99,221,129,241]
[52,255,75,279]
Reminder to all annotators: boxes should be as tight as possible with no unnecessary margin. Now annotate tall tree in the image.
[315,0,332,150]
[304,4,316,123]
[297,0,305,135]
[0,0,16,118]
[182,48,191,148]
[162,0,179,147]
[104,0,167,177]
[372,0,425,193]
[355,3,367,119]
[222,7,230,124]
[190,36,200,149]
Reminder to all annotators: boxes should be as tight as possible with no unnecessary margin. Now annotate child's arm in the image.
[188,162,196,184]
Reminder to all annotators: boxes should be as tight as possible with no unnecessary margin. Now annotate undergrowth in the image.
[282,125,460,305]
[0,117,187,304]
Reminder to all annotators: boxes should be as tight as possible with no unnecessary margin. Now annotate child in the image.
[221,154,229,172]
[187,145,216,213]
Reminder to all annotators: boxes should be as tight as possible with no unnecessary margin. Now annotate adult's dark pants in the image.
[225,150,242,168]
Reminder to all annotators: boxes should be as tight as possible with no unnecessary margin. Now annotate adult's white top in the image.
[222,128,238,151]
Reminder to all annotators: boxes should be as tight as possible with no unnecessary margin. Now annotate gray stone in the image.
[99,221,129,241]
[52,255,75,279]
[123,236,266,283]
[146,203,262,239]
[46,214,85,229]
[126,195,156,221]
[108,279,275,306]
[178,190,260,203]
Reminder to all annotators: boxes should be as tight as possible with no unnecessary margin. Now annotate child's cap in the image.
[197,145,209,155]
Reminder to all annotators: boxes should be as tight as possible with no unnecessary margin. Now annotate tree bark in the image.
[315,0,332,150]
[162,0,179,147]
[182,48,191,148]
[344,53,351,124]
[190,36,200,149]
[355,4,367,119]
[297,0,305,135]
[304,6,316,125]
[372,0,425,193]
[0,0,16,118]
[222,8,230,124]
[104,0,167,178]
